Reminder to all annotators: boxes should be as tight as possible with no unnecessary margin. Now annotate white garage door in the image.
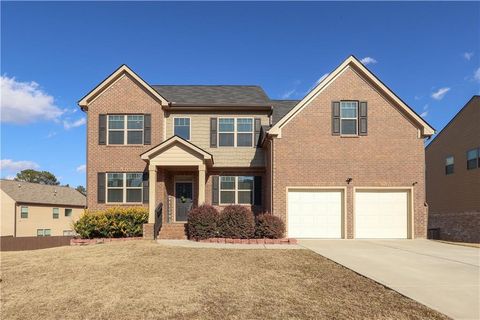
[288,190,343,238]
[355,190,409,239]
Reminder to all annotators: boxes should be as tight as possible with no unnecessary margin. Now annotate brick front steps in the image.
[196,238,298,245]
[71,237,143,246]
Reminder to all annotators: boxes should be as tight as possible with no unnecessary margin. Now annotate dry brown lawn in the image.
[1,241,449,320]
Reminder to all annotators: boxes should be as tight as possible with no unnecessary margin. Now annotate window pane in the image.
[237,118,253,132]
[238,191,253,204]
[340,102,357,118]
[108,115,124,129]
[467,159,477,170]
[127,115,144,129]
[108,131,124,144]
[219,133,234,146]
[237,133,253,147]
[108,173,124,187]
[126,173,143,187]
[220,191,235,204]
[220,176,235,190]
[238,176,254,190]
[53,208,59,219]
[445,156,454,166]
[108,189,123,202]
[37,229,44,236]
[467,149,478,160]
[341,119,357,135]
[126,189,142,202]
[65,209,72,217]
[219,118,234,132]
[174,125,190,140]
[21,206,28,218]
[44,229,51,236]
[127,131,143,144]
[63,230,73,236]
[174,118,190,126]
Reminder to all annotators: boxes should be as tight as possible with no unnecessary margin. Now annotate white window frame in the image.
[37,229,51,237]
[63,230,75,236]
[445,155,454,175]
[217,117,254,147]
[52,208,59,219]
[20,206,28,219]
[106,172,143,204]
[107,114,144,145]
[466,148,479,170]
[340,101,358,136]
[219,176,255,205]
[173,117,191,141]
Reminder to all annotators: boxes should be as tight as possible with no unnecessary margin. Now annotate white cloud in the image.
[308,73,330,92]
[431,87,451,100]
[0,159,40,176]
[474,67,480,82]
[420,111,428,118]
[0,76,64,124]
[76,164,86,172]
[463,52,474,61]
[46,131,57,138]
[63,117,86,130]
[414,95,422,100]
[360,57,377,65]
[281,88,296,99]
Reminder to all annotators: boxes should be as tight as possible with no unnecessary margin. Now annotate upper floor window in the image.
[107,172,143,203]
[65,208,72,217]
[53,208,59,219]
[108,115,144,145]
[445,156,454,175]
[174,118,191,140]
[20,206,28,218]
[218,118,253,147]
[219,176,254,205]
[340,101,358,135]
[467,148,479,170]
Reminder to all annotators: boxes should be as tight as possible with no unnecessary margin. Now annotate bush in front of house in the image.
[73,207,148,239]
[218,205,255,239]
[187,204,221,240]
[254,213,285,239]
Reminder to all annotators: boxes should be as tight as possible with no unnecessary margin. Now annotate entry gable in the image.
[78,64,168,110]
[268,56,435,138]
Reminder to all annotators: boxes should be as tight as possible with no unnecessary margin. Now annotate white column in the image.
[148,164,157,223]
[198,164,206,205]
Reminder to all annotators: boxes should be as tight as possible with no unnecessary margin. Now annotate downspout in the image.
[270,138,274,214]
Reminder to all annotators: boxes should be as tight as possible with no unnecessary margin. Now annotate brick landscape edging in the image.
[70,237,143,246]
[195,238,297,244]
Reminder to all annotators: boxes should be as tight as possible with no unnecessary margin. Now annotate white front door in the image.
[355,190,409,239]
[287,189,343,238]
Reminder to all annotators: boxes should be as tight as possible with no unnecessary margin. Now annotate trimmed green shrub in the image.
[255,213,285,239]
[218,205,255,239]
[73,207,148,239]
[187,205,221,240]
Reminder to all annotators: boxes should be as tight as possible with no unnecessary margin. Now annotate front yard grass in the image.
[1,241,448,320]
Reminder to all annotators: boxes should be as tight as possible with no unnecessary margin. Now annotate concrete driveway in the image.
[299,239,480,320]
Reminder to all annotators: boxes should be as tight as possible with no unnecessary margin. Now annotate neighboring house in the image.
[0,180,85,237]
[78,56,434,239]
[426,96,480,243]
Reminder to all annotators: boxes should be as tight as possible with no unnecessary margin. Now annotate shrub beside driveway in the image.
[1,241,449,320]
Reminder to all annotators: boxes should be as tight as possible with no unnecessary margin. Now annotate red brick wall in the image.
[271,67,428,238]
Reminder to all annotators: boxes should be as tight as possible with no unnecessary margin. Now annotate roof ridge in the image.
[0,179,78,190]
[151,84,263,87]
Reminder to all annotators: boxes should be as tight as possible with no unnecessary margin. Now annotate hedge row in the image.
[73,207,148,239]
[187,205,285,240]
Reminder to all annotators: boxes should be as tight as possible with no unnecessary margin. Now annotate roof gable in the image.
[268,56,435,138]
[141,136,213,165]
[78,65,168,109]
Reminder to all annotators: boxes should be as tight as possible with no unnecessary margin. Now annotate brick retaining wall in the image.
[428,211,480,243]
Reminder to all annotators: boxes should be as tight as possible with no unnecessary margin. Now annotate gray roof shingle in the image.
[1,180,86,207]
[271,100,300,124]
[152,85,271,106]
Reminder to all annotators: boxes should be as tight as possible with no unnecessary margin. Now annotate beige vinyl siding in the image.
[15,204,83,237]
[150,143,204,166]
[1,190,16,236]
[165,111,269,167]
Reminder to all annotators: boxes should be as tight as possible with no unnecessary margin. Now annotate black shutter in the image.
[254,118,261,147]
[359,102,368,136]
[210,118,217,147]
[254,176,262,206]
[212,175,219,205]
[142,171,149,203]
[332,102,340,135]
[144,114,151,144]
[99,115,107,145]
[97,172,106,203]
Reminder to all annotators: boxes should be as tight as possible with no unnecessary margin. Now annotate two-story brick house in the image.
[79,56,434,239]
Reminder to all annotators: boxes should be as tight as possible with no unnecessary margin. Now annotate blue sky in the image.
[1,2,479,188]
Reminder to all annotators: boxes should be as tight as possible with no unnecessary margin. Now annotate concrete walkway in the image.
[157,239,302,249]
[299,239,480,320]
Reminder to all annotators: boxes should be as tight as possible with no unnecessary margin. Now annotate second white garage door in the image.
[287,189,343,238]
[355,190,409,239]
